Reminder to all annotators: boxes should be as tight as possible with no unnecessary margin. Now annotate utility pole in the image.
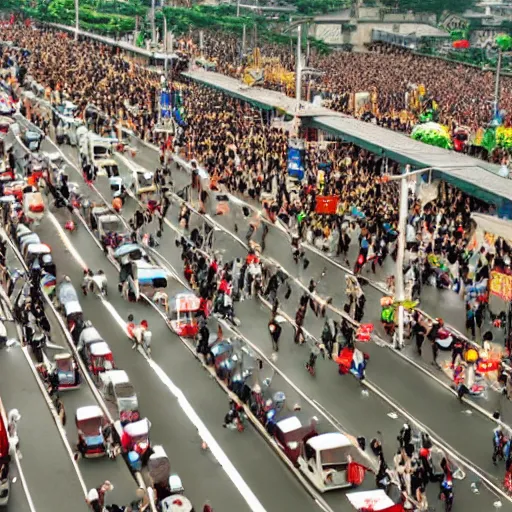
[295,23,302,104]
[242,24,246,57]
[237,0,240,17]
[151,0,156,44]
[494,48,502,117]
[74,0,79,41]
[381,165,470,348]
[199,30,204,58]
[163,15,168,72]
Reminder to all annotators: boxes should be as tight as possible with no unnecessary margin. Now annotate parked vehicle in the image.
[24,243,55,276]
[169,292,201,338]
[297,433,370,493]
[99,369,139,425]
[53,353,81,390]
[121,418,151,468]
[273,415,318,466]
[79,133,119,177]
[0,399,11,506]
[56,278,84,330]
[84,341,115,378]
[127,260,168,301]
[131,166,156,195]
[75,405,107,458]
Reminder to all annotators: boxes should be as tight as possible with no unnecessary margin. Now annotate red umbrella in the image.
[452,40,470,49]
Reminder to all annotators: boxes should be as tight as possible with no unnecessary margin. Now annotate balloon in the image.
[452,40,470,49]
[496,34,512,52]
[112,197,122,211]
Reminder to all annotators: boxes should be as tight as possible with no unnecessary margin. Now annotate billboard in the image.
[287,139,305,181]
[490,270,512,302]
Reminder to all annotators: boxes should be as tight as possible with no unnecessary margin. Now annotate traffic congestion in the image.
[1,19,512,512]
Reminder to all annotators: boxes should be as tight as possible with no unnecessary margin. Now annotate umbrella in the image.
[160,495,193,512]
[40,273,56,296]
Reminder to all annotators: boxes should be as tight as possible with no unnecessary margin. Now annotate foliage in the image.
[411,122,452,150]
[10,0,331,52]
[381,0,476,16]
[293,0,348,15]
[160,5,331,54]
[496,33,512,52]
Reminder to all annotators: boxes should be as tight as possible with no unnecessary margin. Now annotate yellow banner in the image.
[490,270,512,302]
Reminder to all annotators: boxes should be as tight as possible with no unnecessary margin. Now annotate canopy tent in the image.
[184,70,511,210]
[472,213,512,242]
[307,115,509,208]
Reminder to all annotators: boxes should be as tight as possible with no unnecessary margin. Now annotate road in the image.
[36,131,512,511]
[32,214,321,509]
[0,281,88,512]
[0,326,88,511]
[3,237,139,508]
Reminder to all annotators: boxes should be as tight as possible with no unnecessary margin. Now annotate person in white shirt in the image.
[0,318,6,348]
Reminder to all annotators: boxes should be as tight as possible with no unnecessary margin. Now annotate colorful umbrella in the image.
[40,273,56,296]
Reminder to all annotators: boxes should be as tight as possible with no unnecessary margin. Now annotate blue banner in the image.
[287,145,305,181]
[160,91,171,119]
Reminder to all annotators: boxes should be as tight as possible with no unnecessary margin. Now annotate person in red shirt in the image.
[218,276,232,295]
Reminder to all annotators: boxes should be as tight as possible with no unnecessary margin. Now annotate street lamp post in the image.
[395,166,410,350]
[242,24,246,57]
[151,0,156,44]
[74,0,79,41]
[295,23,302,104]
[494,48,502,117]
[384,166,431,349]
[384,165,474,348]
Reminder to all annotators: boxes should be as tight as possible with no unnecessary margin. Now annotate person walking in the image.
[268,313,282,352]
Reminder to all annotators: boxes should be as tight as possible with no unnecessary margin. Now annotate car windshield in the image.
[94,146,109,157]
[138,174,153,188]
[320,446,349,466]
[101,220,121,232]
[118,396,138,412]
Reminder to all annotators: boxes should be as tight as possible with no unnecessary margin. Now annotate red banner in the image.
[315,196,339,215]
[490,271,512,302]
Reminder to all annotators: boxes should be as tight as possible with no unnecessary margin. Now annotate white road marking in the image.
[0,232,89,499]
[45,213,268,512]
[37,123,512,502]
[13,450,37,512]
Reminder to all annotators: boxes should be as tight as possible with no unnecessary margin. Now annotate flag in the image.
[335,347,354,374]
[350,348,366,380]
[417,180,439,207]
[347,461,366,485]
[40,273,56,296]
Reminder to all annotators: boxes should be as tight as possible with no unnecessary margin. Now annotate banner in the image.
[287,139,305,180]
[315,196,339,215]
[490,270,512,302]
[160,90,171,119]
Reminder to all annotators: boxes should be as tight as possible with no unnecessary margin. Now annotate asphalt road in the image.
[3,240,139,508]
[0,325,88,512]
[0,276,87,512]
[33,213,321,512]
[38,137,512,511]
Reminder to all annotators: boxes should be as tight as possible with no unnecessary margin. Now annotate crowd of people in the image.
[5,21,512,511]
[2,23,510,351]
[191,31,512,147]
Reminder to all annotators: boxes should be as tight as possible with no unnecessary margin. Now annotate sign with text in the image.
[490,270,512,302]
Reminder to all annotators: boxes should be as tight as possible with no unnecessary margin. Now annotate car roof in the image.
[306,432,352,451]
